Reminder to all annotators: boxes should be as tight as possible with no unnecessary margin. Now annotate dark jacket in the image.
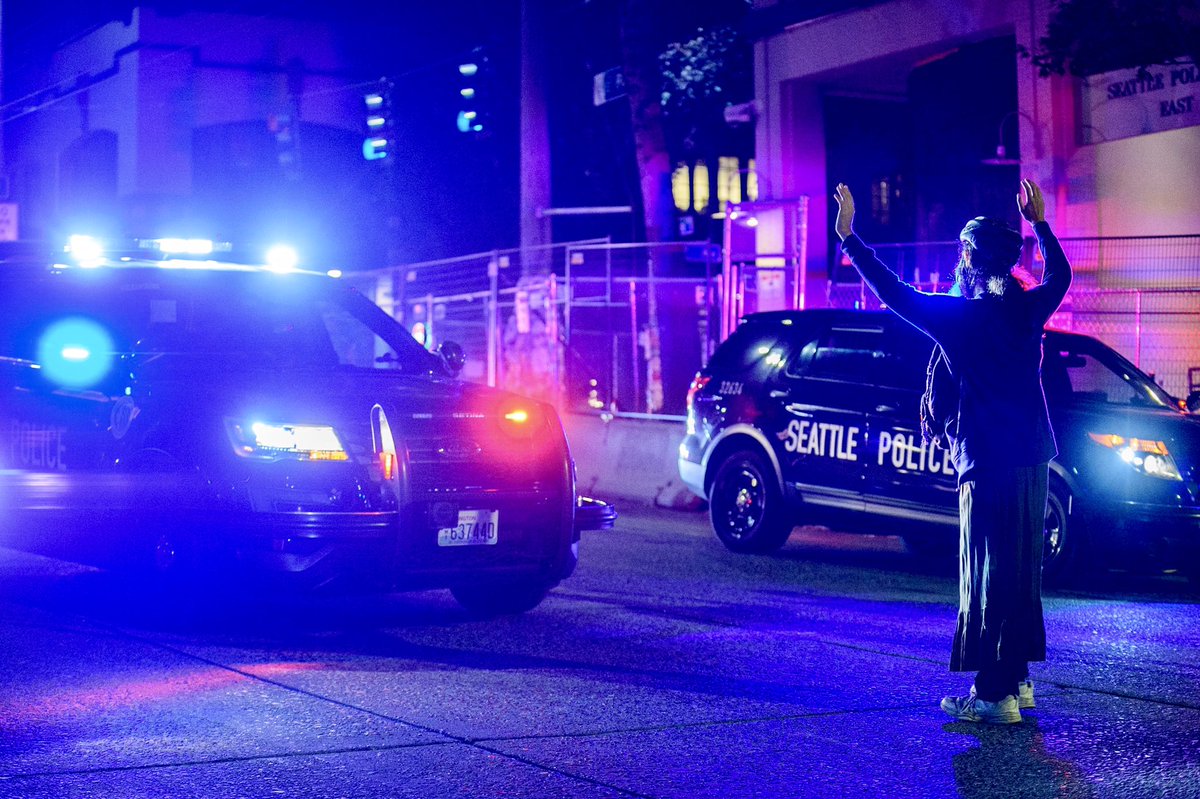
[841,221,1072,482]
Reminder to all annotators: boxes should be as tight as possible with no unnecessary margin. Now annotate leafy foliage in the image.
[1022,0,1200,76]
[659,26,747,114]
[657,25,752,155]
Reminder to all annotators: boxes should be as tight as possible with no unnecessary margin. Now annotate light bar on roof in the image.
[135,238,233,256]
[265,244,300,272]
[65,235,105,262]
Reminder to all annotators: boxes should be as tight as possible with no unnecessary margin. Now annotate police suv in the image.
[678,309,1200,583]
[0,238,613,613]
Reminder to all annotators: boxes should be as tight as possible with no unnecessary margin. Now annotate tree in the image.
[1022,0,1200,77]
[618,1,674,242]
[659,24,752,159]
[617,0,751,241]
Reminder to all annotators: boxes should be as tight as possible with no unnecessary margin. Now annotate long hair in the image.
[954,243,1035,296]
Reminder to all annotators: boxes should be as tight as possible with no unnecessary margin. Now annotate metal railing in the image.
[358,232,1199,414]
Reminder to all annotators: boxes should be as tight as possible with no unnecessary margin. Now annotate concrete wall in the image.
[562,413,692,507]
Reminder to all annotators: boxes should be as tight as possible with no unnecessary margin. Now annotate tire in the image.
[134,528,206,595]
[1042,477,1081,585]
[451,576,555,617]
[708,449,793,554]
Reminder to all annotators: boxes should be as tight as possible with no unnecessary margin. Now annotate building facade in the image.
[749,0,1200,394]
[751,0,1200,281]
[4,7,377,258]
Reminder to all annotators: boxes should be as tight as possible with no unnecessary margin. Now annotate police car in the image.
[678,309,1200,583]
[0,237,614,613]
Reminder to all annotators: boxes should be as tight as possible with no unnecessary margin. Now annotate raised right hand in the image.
[1017,179,1045,225]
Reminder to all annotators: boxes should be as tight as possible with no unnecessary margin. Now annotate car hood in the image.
[142,367,545,432]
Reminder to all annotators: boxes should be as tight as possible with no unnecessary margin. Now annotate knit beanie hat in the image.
[959,217,1023,271]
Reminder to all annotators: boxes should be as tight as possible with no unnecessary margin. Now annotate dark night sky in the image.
[1,1,525,263]
[1,1,760,259]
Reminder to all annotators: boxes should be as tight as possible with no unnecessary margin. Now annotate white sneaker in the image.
[940,688,1022,724]
[1018,679,1035,710]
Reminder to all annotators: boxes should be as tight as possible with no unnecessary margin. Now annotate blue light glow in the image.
[66,235,105,264]
[265,244,299,272]
[157,238,214,255]
[36,318,115,388]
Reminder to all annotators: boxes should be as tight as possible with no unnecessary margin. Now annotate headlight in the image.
[226,420,349,461]
[1088,433,1182,481]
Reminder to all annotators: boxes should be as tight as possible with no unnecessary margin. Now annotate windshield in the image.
[0,269,442,377]
[1043,337,1173,409]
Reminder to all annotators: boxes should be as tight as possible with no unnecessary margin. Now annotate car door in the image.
[862,321,959,527]
[0,273,134,558]
[772,322,882,514]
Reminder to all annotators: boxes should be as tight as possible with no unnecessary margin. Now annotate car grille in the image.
[404,436,556,495]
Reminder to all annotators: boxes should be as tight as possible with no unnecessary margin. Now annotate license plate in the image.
[437,509,499,547]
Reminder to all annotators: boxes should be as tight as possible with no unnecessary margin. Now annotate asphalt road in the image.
[1,504,1198,798]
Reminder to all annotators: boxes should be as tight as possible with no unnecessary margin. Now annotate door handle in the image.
[875,404,896,414]
[769,390,787,398]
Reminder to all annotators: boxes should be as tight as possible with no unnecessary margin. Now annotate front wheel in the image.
[451,576,555,617]
[1042,477,1082,585]
[709,449,793,553]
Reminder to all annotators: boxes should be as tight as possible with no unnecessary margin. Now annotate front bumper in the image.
[576,496,617,531]
[0,471,578,590]
[1085,497,1200,570]
[200,492,578,589]
[678,434,707,499]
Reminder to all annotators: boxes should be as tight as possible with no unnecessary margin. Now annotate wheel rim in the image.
[1043,492,1066,568]
[716,463,766,540]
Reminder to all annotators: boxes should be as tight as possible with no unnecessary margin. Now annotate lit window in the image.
[672,163,691,213]
[693,161,710,214]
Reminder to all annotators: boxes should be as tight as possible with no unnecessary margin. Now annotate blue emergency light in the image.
[36,317,114,388]
[265,244,299,272]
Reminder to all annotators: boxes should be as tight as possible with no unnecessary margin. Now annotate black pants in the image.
[974,659,1029,702]
[951,464,1048,702]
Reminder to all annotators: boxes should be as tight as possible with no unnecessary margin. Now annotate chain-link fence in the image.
[357,232,1198,415]
[355,240,718,418]
[356,241,605,401]
[559,242,717,417]
[1050,289,1200,397]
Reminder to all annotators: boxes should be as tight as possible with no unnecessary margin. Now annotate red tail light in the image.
[498,405,540,438]
[687,374,712,410]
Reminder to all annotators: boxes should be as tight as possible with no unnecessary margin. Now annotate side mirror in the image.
[1187,391,1200,413]
[438,340,466,376]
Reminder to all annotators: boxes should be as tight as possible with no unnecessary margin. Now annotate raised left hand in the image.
[834,183,856,241]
